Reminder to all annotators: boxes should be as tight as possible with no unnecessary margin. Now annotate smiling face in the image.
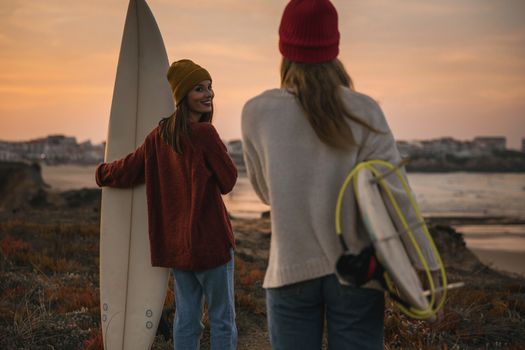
[186,80,214,122]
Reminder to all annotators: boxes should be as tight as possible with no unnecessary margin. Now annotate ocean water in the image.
[41,166,525,269]
[408,173,525,219]
[225,173,525,220]
[41,166,525,220]
[41,164,99,191]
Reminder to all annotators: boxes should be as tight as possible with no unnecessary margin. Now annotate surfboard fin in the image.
[421,282,465,296]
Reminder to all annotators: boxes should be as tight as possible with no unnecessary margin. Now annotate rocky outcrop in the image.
[0,161,49,211]
[406,151,525,172]
[60,188,101,208]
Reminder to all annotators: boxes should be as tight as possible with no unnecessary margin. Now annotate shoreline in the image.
[230,212,525,277]
[469,248,525,277]
[424,217,525,277]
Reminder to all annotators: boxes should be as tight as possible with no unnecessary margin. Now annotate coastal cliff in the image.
[0,161,48,211]
[406,150,525,172]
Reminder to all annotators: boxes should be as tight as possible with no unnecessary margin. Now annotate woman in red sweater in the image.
[96,59,238,350]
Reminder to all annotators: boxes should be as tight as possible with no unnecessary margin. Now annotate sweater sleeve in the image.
[242,136,270,205]
[200,124,238,194]
[360,105,440,271]
[241,104,270,205]
[95,141,146,188]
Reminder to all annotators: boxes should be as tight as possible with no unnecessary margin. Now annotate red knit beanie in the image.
[279,0,340,63]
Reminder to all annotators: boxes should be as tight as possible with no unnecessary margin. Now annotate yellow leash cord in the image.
[335,160,447,319]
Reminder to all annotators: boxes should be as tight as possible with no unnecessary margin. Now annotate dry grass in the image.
[0,218,100,349]
[384,285,525,349]
[1,212,524,349]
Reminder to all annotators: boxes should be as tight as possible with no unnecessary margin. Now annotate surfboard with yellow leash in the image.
[335,160,462,319]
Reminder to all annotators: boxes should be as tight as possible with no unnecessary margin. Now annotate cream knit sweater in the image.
[241,87,439,288]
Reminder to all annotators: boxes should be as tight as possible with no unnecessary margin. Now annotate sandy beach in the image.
[450,223,525,276]
[470,249,525,277]
[41,164,98,192]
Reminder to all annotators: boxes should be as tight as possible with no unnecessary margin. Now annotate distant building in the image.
[394,136,508,158]
[396,140,421,158]
[420,137,464,156]
[0,135,104,165]
[79,140,105,163]
[226,140,246,175]
[472,136,506,152]
[0,149,21,162]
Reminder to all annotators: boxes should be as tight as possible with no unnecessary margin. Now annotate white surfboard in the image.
[354,168,429,311]
[99,0,173,348]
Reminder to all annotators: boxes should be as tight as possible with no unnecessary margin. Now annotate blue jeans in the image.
[266,274,384,350]
[172,252,237,350]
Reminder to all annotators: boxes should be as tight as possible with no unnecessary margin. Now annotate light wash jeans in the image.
[266,274,384,350]
[172,251,237,350]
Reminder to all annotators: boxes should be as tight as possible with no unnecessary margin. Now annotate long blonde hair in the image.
[158,97,213,154]
[281,58,380,149]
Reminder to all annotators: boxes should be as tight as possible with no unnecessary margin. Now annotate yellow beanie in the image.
[167,59,212,105]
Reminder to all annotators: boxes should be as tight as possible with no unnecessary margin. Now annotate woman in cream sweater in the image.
[241,1,439,349]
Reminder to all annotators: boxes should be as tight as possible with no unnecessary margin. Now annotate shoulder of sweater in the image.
[243,88,293,113]
[191,121,218,135]
[145,126,160,141]
[340,87,388,129]
[241,88,294,132]
[191,122,224,147]
[340,87,381,115]
[142,126,160,149]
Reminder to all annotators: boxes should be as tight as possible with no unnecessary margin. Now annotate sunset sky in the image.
[0,0,524,149]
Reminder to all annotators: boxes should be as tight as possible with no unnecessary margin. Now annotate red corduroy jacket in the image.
[96,122,237,271]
